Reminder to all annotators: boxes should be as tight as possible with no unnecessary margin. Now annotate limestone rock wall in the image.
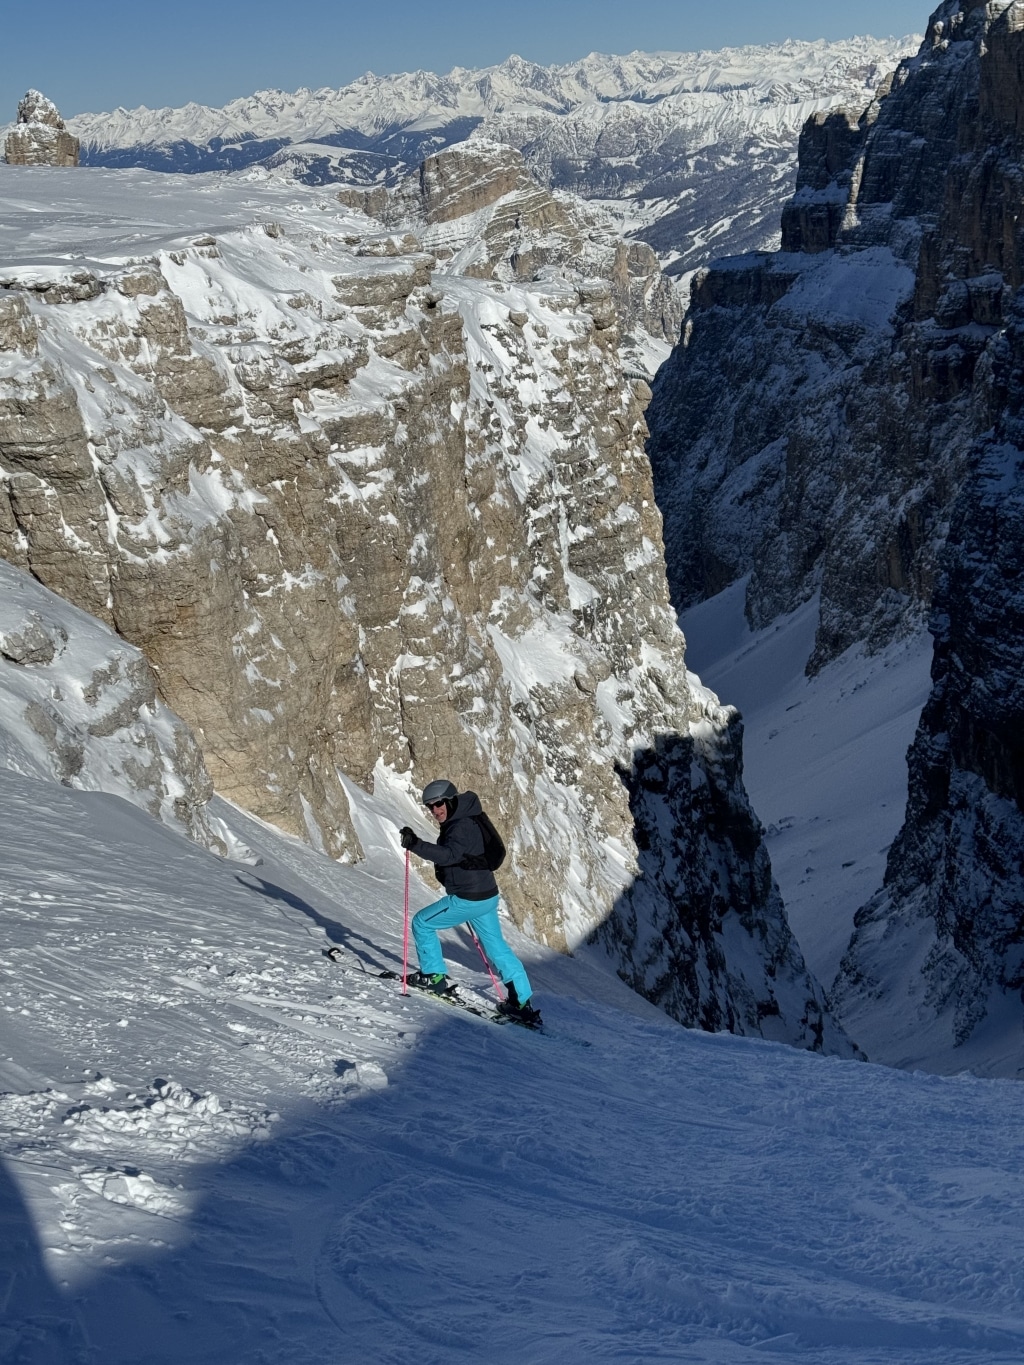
[832,293,1024,1074]
[5,91,80,167]
[647,1,1021,671]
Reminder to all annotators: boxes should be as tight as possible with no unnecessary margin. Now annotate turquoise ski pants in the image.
[411,893,533,1004]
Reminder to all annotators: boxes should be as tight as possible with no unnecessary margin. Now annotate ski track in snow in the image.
[2,766,1024,1363]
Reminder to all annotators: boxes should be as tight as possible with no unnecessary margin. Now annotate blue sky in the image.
[3,0,932,117]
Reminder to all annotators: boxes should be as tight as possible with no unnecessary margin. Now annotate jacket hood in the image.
[451,790,483,820]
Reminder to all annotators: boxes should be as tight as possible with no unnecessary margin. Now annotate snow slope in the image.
[4,746,1024,1361]
[0,162,366,271]
[681,581,934,991]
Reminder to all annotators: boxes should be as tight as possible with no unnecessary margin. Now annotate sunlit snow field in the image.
[3,754,1024,1364]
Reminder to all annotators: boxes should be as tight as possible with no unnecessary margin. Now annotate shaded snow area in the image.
[681,582,933,992]
[771,248,917,336]
[4,766,1024,1363]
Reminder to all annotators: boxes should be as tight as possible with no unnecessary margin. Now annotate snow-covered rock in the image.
[0,559,222,847]
[0,163,843,1051]
[4,90,80,168]
[342,139,682,374]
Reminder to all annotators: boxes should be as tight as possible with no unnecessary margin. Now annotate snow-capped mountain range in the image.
[66,38,920,282]
[68,43,919,157]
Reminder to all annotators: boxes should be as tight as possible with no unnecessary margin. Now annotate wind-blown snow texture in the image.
[3,756,1024,1363]
[57,39,920,287]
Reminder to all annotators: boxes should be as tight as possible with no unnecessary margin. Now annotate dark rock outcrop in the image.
[596,722,850,1053]
[780,105,876,254]
[832,298,1024,1073]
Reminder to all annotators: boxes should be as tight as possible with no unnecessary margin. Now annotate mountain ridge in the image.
[65,39,920,134]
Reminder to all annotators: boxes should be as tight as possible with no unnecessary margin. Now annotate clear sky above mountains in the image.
[3,0,930,117]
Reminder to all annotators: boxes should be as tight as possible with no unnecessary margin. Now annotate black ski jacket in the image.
[409,790,499,901]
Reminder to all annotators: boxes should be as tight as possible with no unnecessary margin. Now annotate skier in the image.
[399,779,541,1026]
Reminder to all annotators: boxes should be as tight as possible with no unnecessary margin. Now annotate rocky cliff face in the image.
[5,91,80,167]
[341,140,682,374]
[0,163,844,1051]
[648,0,1022,670]
[593,696,845,1049]
[648,0,1024,1073]
[833,296,1024,1076]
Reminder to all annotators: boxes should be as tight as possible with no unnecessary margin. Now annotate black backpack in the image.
[461,811,507,871]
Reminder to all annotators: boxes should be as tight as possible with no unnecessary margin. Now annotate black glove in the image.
[399,826,418,850]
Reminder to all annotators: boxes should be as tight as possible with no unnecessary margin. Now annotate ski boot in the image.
[406,971,452,996]
[496,982,543,1028]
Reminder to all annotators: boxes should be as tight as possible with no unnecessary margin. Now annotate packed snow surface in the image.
[681,581,934,991]
[4,753,1024,1361]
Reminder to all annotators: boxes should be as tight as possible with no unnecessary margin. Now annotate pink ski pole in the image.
[402,849,410,996]
[469,928,505,1001]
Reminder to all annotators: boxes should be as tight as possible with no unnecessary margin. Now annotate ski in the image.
[322,947,542,1032]
[322,945,591,1045]
[380,969,545,1032]
[377,968,511,1023]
